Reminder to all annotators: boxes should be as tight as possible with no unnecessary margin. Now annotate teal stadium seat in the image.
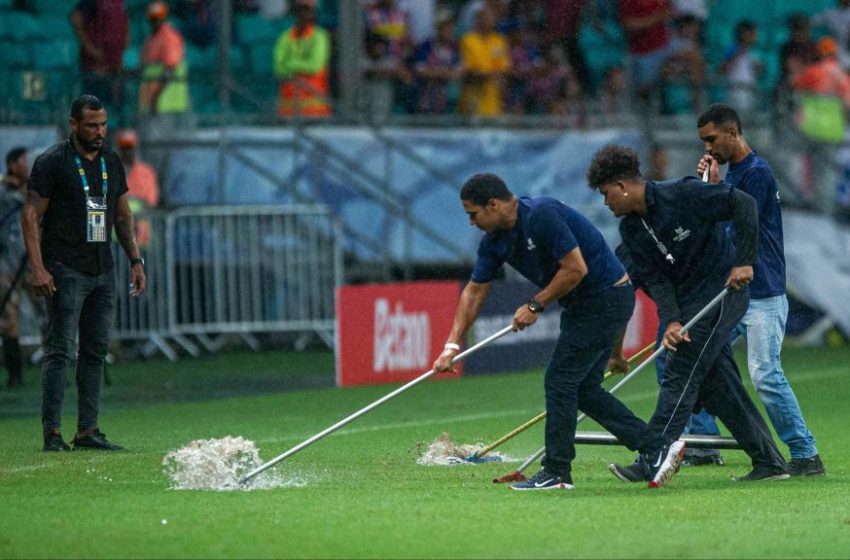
[123,45,140,71]
[248,41,276,75]
[0,42,30,68]
[31,40,76,70]
[3,11,41,41]
[578,19,626,91]
[32,0,76,16]
[39,16,75,40]
[236,15,284,44]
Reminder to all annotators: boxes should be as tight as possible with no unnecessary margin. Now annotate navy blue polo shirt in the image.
[725,150,786,298]
[471,197,625,306]
[619,179,756,324]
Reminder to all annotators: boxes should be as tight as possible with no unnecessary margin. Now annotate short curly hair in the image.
[586,145,642,190]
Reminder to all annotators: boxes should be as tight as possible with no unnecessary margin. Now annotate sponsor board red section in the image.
[335,281,462,387]
[623,289,659,356]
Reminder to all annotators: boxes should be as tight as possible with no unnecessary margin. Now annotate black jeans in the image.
[541,283,653,480]
[41,262,116,434]
[641,288,786,469]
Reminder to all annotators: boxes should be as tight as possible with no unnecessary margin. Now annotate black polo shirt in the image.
[28,139,128,276]
[619,177,757,325]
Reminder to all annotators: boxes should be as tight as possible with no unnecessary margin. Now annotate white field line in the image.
[255,364,847,447]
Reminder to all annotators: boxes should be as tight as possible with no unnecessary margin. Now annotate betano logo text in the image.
[373,299,431,372]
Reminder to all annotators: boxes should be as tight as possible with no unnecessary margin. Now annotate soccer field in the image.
[1,346,848,559]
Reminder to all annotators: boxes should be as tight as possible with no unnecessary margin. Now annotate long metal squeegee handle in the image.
[239,325,515,483]
[512,288,730,476]
[470,341,655,460]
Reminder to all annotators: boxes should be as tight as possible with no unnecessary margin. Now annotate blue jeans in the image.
[41,262,116,434]
[732,295,817,459]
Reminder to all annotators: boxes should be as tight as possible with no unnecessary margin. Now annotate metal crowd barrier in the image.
[112,205,343,360]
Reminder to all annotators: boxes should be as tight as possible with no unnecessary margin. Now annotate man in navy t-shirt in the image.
[697,103,823,476]
[433,173,685,490]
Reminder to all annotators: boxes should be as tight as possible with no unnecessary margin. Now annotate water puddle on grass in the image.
[162,436,309,491]
[416,432,514,466]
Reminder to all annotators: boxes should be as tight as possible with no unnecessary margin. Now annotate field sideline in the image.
[0,345,848,559]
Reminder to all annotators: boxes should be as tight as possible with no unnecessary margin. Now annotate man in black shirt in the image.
[22,95,147,452]
[587,144,788,482]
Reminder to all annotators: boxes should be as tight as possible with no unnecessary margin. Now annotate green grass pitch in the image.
[0,345,848,558]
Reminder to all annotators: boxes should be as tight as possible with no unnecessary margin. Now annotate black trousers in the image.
[541,284,653,480]
[640,288,786,469]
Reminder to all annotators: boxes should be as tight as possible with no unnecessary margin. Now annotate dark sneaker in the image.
[733,465,790,482]
[510,469,574,491]
[608,460,649,483]
[682,449,724,467]
[788,455,825,477]
[72,429,124,451]
[43,430,71,452]
[647,440,686,489]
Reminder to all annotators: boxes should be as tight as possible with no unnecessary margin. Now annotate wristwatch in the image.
[130,257,145,267]
[527,297,545,314]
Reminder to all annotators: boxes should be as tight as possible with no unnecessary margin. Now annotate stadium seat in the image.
[0,42,30,68]
[123,45,140,71]
[235,15,284,44]
[248,41,276,76]
[31,41,76,70]
[32,0,76,16]
[39,16,75,40]
[3,11,41,41]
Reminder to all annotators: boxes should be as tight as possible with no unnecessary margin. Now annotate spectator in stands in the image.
[670,0,705,42]
[619,0,672,102]
[719,20,763,115]
[361,32,412,121]
[173,0,219,48]
[116,130,160,248]
[273,0,331,118]
[545,0,592,95]
[140,1,190,117]
[505,22,541,114]
[0,148,29,388]
[792,37,850,215]
[364,0,411,65]
[812,0,850,71]
[599,65,628,118]
[23,95,146,452]
[459,7,511,116]
[661,14,705,113]
[70,0,130,108]
[779,14,817,84]
[460,0,507,34]
[529,42,584,124]
[398,0,436,50]
[413,14,463,114]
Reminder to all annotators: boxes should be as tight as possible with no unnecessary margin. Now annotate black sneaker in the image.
[510,469,574,491]
[647,440,686,488]
[72,429,124,451]
[682,449,724,467]
[788,454,825,477]
[43,430,71,452]
[733,465,790,482]
[608,460,649,483]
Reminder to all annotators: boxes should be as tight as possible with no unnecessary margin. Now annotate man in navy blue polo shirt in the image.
[588,144,788,482]
[696,104,824,476]
[433,173,686,491]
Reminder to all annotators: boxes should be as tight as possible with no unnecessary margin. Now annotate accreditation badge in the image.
[86,196,107,242]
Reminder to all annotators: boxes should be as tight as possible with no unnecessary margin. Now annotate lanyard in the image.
[640,218,676,265]
[74,155,108,199]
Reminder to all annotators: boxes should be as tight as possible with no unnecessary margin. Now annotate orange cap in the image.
[147,1,169,21]
[116,129,138,148]
[817,37,838,57]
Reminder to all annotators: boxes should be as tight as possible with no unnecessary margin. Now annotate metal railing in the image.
[108,204,343,360]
